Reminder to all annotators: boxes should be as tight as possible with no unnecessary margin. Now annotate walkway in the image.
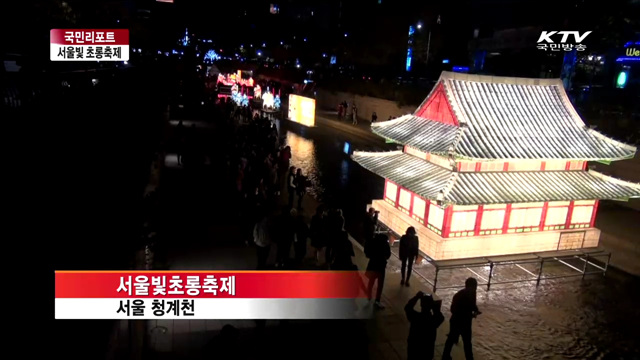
[103,104,474,360]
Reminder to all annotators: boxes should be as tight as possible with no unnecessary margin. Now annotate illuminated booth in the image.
[288,95,316,127]
[352,71,640,260]
[217,70,256,106]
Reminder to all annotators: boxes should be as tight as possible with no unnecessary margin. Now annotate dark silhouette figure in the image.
[295,168,307,210]
[287,166,297,208]
[325,208,345,267]
[310,205,326,265]
[253,211,271,270]
[371,111,378,123]
[292,208,309,265]
[363,207,378,245]
[442,277,481,360]
[204,324,239,359]
[275,206,295,268]
[365,233,391,308]
[405,292,445,360]
[330,218,356,270]
[399,227,419,286]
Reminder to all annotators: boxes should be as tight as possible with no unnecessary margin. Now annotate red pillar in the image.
[502,204,512,234]
[539,202,549,231]
[590,200,599,228]
[395,185,402,210]
[424,199,430,224]
[540,161,546,171]
[442,206,453,238]
[474,205,484,236]
[384,180,389,202]
[564,201,575,229]
[475,162,481,172]
[409,193,415,217]
[503,162,509,171]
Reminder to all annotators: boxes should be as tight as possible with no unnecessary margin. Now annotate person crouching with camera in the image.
[405,291,444,360]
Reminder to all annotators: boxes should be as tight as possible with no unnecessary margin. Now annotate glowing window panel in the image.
[412,196,426,220]
[571,206,593,224]
[385,181,398,202]
[428,203,444,230]
[545,206,568,226]
[451,211,477,232]
[399,189,411,210]
[480,210,505,230]
[509,208,542,228]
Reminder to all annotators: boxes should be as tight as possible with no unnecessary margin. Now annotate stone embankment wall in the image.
[315,89,415,122]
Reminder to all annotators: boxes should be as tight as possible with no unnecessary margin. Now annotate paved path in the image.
[103,106,473,360]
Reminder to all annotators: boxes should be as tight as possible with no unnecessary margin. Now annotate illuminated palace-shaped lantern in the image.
[353,71,640,260]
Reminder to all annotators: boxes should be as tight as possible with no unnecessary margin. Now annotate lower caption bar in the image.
[55,298,374,319]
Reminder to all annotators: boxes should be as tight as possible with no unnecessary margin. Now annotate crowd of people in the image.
[160,98,482,360]
[183,99,360,272]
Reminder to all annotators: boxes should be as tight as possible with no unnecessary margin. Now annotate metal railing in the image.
[378,222,611,294]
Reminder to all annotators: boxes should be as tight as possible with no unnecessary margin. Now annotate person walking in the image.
[399,227,419,286]
[365,233,391,309]
[287,166,297,208]
[310,205,326,265]
[405,291,445,360]
[253,210,271,270]
[351,104,358,125]
[371,111,378,123]
[441,277,481,360]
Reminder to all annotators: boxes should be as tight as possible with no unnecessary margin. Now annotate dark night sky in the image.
[2,0,636,56]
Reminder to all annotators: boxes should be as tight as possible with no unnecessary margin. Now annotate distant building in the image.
[468,27,563,78]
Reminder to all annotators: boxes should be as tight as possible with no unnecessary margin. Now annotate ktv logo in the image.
[536,31,592,52]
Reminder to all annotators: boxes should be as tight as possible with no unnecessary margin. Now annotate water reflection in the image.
[340,159,350,187]
[285,131,322,199]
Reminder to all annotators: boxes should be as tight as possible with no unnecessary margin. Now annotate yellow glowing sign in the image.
[288,95,316,127]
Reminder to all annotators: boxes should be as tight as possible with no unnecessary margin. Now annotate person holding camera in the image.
[363,207,379,245]
[442,277,481,360]
[405,291,444,360]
